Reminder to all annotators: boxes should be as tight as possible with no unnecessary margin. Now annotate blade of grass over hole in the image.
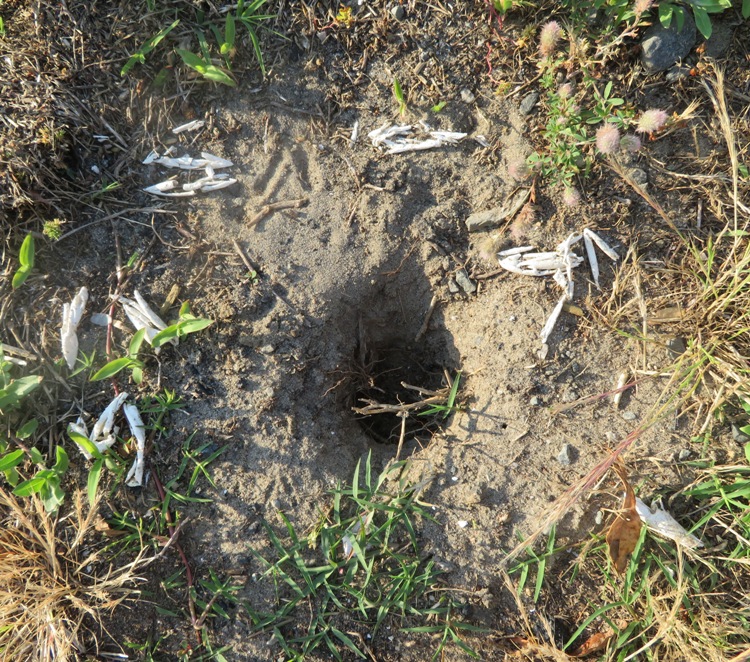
[88,458,103,506]
[121,18,180,75]
[90,356,142,381]
[68,430,103,459]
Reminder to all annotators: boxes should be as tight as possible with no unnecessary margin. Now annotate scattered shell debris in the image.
[171,119,205,134]
[497,229,619,349]
[143,149,236,197]
[368,122,467,154]
[61,287,88,370]
[119,289,175,351]
[124,402,147,487]
[69,392,129,459]
[635,498,704,549]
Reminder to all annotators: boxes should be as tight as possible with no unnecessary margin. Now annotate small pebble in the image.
[557,443,574,466]
[595,510,604,526]
[678,448,691,461]
[731,424,749,443]
[519,91,539,116]
[457,520,469,528]
[448,278,460,294]
[271,498,282,510]
[622,411,637,421]
[460,88,476,103]
[259,344,275,354]
[455,269,477,294]
[667,336,687,358]
[390,4,405,20]
[530,396,540,406]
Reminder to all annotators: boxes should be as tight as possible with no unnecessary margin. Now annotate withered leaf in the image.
[606,463,642,573]
[571,631,614,657]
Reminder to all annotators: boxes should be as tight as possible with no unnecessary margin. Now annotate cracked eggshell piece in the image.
[583,230,600,289]
[636,498,704,549]
[429,130,467,143]
[133,290,168,331]
[90,392,129,442]
[584,228,619,261]
[540,294,567,344]
[172,119,205,134]
[200,152,233,169]
[124,403,146,487]
[61,287,88,370]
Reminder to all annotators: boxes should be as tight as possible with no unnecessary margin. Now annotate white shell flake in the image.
[61,287,88,370]
[636,498,704,549]
[124,402,147,487]
[368,123,467,154]
[72,392,129,459]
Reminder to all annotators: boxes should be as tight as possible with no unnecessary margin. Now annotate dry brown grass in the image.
[0,488,145,661]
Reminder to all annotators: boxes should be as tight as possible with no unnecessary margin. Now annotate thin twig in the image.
[248,198,308,229]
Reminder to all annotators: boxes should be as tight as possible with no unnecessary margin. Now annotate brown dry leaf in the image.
[94,515,126,538]
[606,462,642,573]
[570,631,614,657]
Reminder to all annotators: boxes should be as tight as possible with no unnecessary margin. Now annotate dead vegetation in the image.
[0,489,145,661]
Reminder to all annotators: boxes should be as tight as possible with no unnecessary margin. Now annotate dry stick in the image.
[395,413,407,462]
[414,295,438,342]
[232,238,259,274]
[248,198,308,229]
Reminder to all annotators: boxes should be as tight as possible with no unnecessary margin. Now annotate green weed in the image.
[11,233,34,289]
[246,453,479,660]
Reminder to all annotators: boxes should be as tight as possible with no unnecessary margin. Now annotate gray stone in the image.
[704,20,733,59]
[628,167,648,188]
[557,443,575,466]
[732,424,750,443]
[678,448,692,461]
[519,91,539,116]
[666,65,691,83]
[465,187,531,232]
[667,336,687,358]
[641,12,696,73]
[622,411,637,421]
[455,268,477,294]
[448,278,460,294]
[530,395,540,406]
[460,89,476,104]
[390,4,405,20]
[259,344,276,354]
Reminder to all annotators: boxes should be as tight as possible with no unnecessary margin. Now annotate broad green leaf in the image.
[16,418,39,439]
[744,0,750,19]
[91,357,141,381]
[13,474,47,496]
[19,233,35,267]
[201,65,236,87]
[0,450,25,473]
[177,318,213,335]
[0,375,42,410]
[132,366,144,385]
[179,301,191,316]
[128,327,147,358]
[176,49,208,71]
[29,447,44,464]
[53,446,69,474]
[11,265,32,289]
[745,442,750,464]
[88,458,104,506]
[693,6,712,38]
[69,430,103,460]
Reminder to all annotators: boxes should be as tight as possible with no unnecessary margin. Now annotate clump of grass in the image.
[246,453,481,660]
[0,489,146,661]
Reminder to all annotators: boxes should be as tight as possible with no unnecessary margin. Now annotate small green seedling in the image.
[177,30,236,87]
[12,445,69,513]
[12,233,34,289]
[419,371,462,419]
[393,77,407,116]
[152,302,213,349]
[235,0,275,76]
[431,100,447,113]
[121,19,180,76]
[91,328,146,383]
